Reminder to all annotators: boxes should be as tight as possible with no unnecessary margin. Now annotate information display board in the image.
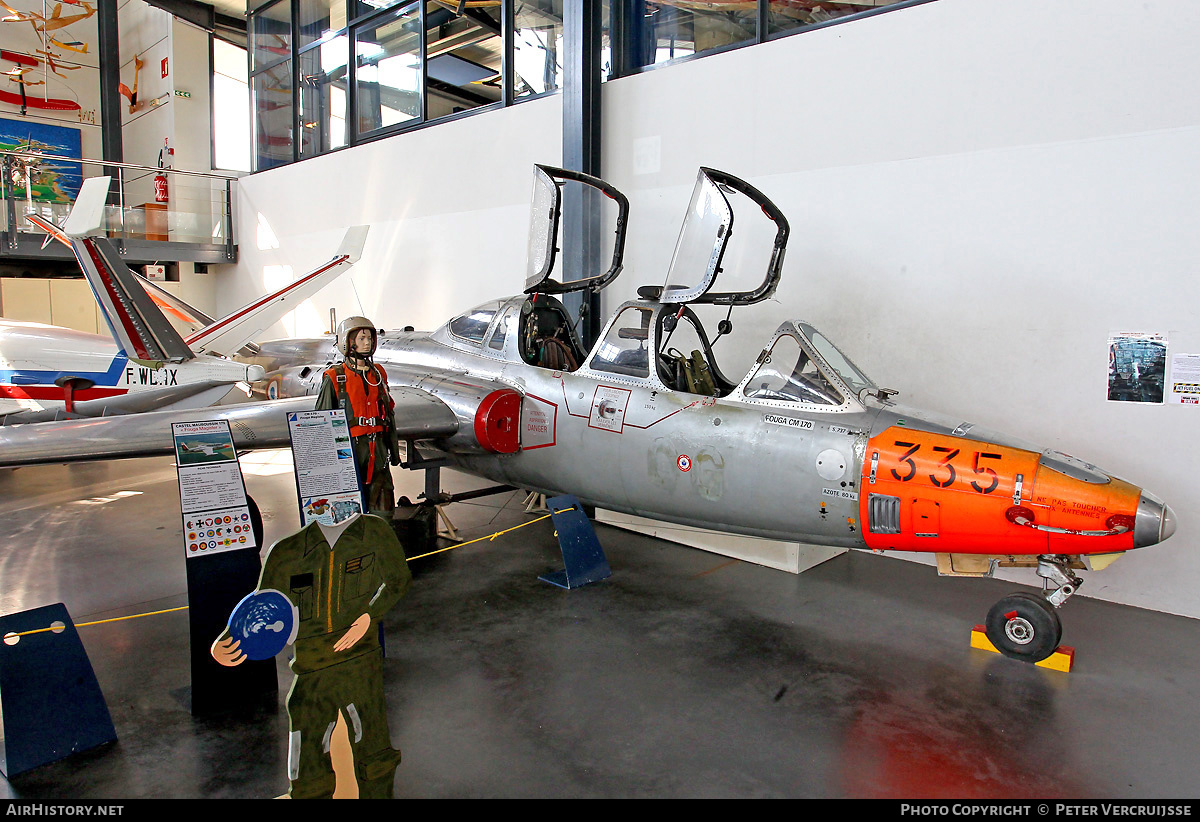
[173,420,256,558]
[286,409,365,526]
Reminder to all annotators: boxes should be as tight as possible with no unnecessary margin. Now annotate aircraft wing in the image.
[0,386,458,467]
[184,225,369,358]
[0,380,237,424]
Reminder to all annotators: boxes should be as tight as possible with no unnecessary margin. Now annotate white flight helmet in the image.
[335,316,378,359]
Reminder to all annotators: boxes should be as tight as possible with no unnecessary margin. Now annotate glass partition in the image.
[247,0,918,169]
[632,1,755,67]
[299,36,350,157]
[351,0,404,20]
[514,0,564,98]
[768,1,903,37]
[355,3,422,134]
[253,60,294,170]
[250,0,292,72]
[298,0,348,48]
[426,4,502,119]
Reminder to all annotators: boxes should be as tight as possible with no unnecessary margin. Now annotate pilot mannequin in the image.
[315,317,400,515]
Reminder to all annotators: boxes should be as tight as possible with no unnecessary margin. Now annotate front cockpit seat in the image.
[538,330,578,371]
[613,327,649,372]
[522,300,583,371]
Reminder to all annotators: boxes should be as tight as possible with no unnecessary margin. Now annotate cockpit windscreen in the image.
[526,168,559,290]
[799,323,875,396]
[745,334,844,406]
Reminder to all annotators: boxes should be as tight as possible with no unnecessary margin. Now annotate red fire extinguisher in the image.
[155,138,173,203]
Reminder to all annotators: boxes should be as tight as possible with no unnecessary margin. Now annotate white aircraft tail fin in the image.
[48,178,196,364]
[61,176,109,237]
[186,226,369,357]
[74,235,196,364]
[337,225,369,265]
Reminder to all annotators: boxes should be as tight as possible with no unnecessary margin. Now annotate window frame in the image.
[244,0,935,172]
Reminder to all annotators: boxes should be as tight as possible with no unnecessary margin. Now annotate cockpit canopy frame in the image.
[640,167,790,307]
[525,164,630,296]
[734,320,876,412]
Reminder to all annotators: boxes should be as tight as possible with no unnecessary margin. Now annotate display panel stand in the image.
[0,603,117,777]
[538,495,611,589]
[172,420,278,716]
[186,496,278,716]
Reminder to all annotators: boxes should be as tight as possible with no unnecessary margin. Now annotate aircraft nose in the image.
[1134,491,1177,548]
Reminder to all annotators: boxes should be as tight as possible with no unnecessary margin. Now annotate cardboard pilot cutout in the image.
[212,514,412,799]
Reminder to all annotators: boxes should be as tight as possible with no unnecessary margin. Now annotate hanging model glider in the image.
[0,167,1176,663]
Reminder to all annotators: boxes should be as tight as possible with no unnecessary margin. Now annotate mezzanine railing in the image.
[1,150,239,262]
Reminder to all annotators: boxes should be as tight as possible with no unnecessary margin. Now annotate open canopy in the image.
[644,168,790,307]
[525,164,630,295]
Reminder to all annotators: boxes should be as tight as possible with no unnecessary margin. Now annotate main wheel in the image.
[985,593,1063,663]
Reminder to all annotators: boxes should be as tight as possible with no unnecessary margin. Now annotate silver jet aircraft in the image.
[0,166,1176,663]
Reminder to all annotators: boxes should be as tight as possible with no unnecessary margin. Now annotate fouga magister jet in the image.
[0,177,367,423]
[0,167,1176,663]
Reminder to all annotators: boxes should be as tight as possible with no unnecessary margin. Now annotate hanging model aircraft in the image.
[0,176,367,423]
[0,166,1177,663]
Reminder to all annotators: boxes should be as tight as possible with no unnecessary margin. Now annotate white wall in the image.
[117,0,173,207]
[222,0,1200,617]
[218,93,562,336]
[599,0,1200,617]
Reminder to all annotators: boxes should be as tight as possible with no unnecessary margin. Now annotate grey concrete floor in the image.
[1,453,1198,799]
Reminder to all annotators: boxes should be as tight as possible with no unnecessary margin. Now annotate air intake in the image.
[868,494,902,534]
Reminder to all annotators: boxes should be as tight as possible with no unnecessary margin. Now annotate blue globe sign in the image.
[227,589,298,660]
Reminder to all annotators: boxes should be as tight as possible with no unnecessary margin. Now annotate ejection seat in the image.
[520,298,584,371]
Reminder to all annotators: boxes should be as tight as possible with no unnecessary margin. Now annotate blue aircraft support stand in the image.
[538,495,611,589]
[0,603,117,778]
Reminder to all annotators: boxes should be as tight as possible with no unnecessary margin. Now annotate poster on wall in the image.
[1107,331,1167,405]
[286,409,366,526]
[0,117,83,202]
[173,420,258,558]
[1167,353,1200,406]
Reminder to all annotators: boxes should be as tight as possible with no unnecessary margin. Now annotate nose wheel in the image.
[985,593,1063,662]
[982,556,1082,663]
